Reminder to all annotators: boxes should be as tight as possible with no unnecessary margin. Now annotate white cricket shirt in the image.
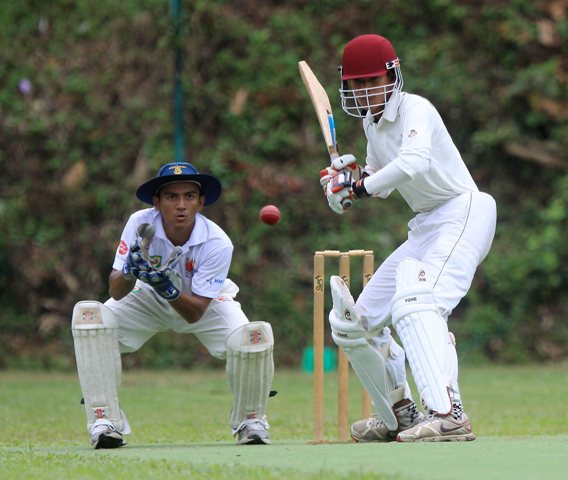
[113,208,233,298]
[362,91,478,213]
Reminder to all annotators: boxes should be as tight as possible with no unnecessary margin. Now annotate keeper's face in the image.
[154,182,205,231]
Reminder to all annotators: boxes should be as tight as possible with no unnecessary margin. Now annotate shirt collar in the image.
[368,90,403,124]
[187,213,208,247]
[382,90,403,122]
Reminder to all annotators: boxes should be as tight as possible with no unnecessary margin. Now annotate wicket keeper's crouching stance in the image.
[320,34,496,442]
[72,162,274,448]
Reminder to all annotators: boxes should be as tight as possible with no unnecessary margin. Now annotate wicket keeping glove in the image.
[139,247,184,301]
[122,223,156,280]
[147,268,182,301]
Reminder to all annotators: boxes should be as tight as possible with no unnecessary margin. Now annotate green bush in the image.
[0,0,566,369]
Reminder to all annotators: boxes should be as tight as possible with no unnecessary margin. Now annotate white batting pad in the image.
[226,322,274,431]
[331,326,399,430]
[72,301,128,433]
[329,276,398,430]
[391,258,452,414]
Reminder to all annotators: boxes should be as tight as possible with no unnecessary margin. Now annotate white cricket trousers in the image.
[357,191,497,330]
[104,280,249,359]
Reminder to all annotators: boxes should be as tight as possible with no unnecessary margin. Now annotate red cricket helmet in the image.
[339,34,403,118]
[341,34,399,80]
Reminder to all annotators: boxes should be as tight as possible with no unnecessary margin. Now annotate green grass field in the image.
[2,365,567,479]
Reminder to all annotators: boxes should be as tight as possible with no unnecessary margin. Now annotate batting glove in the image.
[331,154,358,171]
[319,165,340,189]
[319,154,360,189]
[352,177,371,199]
[325,175,353,215]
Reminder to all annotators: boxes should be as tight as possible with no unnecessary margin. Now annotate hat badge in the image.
[169,165,184,175]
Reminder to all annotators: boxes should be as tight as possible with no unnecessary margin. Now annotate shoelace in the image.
[238,419,267,434]
[366,416,387,429]
[418,414,439,426]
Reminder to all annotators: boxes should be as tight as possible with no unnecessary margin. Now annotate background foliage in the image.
[0,0,566,369]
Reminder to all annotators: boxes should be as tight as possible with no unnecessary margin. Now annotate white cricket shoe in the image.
[89,419,126,449]
[351,399,424,442]
[396,402,476,442]
[234,418,270,445]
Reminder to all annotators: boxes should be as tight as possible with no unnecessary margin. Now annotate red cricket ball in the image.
[259,205,281,225]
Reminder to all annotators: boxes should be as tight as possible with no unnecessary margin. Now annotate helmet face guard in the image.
[339,35,404,118]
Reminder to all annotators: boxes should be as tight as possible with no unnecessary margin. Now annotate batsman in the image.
[72,162,274,448]
[320,34,496,441]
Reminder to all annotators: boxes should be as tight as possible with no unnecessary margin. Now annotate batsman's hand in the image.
[319,154,360,188]
[319,165,339,189]
[325,173,353,215]
[331,154,358,171]
[122,223,156,280]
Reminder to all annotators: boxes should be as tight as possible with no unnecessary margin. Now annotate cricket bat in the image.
[298,60,339,160]
[298,60,352,208]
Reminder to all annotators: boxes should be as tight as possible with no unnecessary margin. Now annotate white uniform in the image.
[106,208,249,357]
[73,164,274,446]
[356,91,497,332]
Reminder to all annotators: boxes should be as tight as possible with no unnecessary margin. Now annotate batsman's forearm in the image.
[363,161,411,195]
[109,269,137,300]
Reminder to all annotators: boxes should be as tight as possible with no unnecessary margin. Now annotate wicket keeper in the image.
[72,162,274,448]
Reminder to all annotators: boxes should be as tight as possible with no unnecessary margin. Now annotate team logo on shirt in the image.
[118,240,128,255]
[186,258,194,273]
[408,129,418,138]
[150,256,161,268]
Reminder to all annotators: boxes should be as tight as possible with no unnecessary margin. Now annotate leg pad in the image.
[226,322,274,431]
[72,301,127,432]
